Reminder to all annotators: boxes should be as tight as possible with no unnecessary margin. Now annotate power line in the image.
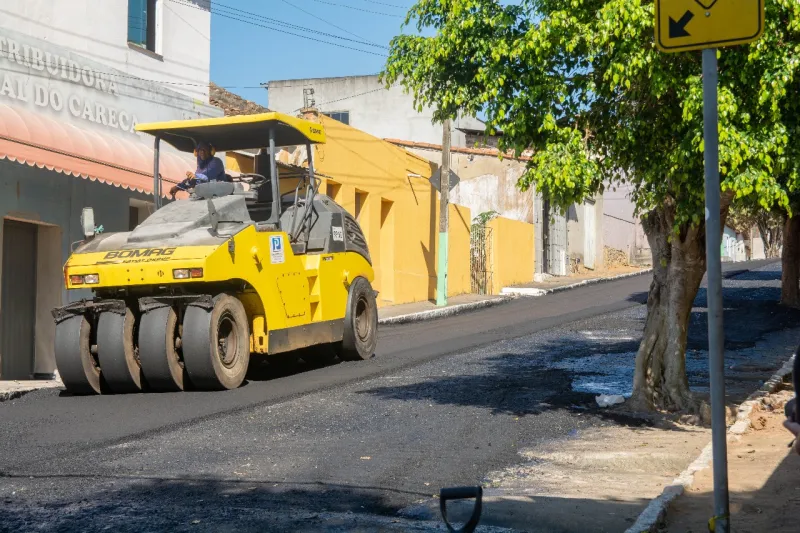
[263,74,382,89]
[356,0,410,8]
[294,85,393,112]
[167,0,387,52]
[163,0,210,41]
[201,0,386,48]
[279,0,380,46]
[308,0,404,17]
[1,59,259,93]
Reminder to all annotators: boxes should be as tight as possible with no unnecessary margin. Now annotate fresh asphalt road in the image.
[0,260,778,531]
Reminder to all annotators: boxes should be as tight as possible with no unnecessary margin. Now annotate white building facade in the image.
[0,1,222,380]
[267,75,486,147]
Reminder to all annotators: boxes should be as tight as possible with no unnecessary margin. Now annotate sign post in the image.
[701,45,730,533]
[655,1,764,531]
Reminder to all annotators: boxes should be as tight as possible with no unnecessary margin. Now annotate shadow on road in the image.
[360,265,797,431]
[356,341,661,429]
[727,268,782,282]
[0,472,652,532]
[688,287,800,353]
[244,345,343,383]
[0,475,414,532]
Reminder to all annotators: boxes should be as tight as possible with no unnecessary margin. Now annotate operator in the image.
[169,140,227,198]
[783,345,800,454]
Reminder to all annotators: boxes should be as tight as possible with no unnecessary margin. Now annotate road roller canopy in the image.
[134,112,327,153]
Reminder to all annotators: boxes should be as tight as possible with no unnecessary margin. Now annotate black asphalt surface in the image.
[0,259,784,532]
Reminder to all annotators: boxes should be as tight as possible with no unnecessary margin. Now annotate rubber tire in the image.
[182,294,250,391]
[55,315,101,395]
[139,307,185,392]
[97,309,142,394]
[336,277,378,361]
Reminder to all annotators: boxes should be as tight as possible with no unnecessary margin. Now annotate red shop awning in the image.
[0,103,195,196]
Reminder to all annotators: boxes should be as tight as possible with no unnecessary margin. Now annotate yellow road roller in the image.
[52,113,378,394]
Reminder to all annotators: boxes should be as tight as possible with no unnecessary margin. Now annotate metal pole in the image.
[306,142,316,192]
[702,47,730,533]
[436,118,451,307]
[268,128,279,223]
[153,136,161,209]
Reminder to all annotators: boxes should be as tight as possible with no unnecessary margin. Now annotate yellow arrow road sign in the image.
[655,0,764,53]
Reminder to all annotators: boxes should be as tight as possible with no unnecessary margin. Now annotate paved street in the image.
[0,259,791,532]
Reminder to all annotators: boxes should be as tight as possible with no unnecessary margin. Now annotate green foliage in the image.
[382,0,800,231]
[472,210,499,226]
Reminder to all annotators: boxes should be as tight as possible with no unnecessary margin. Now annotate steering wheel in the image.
[233,173,268,186]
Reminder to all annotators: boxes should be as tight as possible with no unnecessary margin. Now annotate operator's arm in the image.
[174,176,196,191]
[169,173,197,197]
[194,157,225,182]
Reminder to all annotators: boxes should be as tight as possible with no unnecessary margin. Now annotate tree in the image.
[383,0,800,411]
[727,205,783,259]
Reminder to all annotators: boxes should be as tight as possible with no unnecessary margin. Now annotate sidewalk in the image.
[378,293,509,325]
[664,386,799,532]
[0,378,62,401]
[502,265,650,296]
[380,265,653,324]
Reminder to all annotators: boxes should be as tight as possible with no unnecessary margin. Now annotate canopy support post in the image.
[303,142,318,245]
[153,136,161,209]
[268,128,280,224]
[306,142,316,192]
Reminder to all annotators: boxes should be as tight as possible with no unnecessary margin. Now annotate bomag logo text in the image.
[103,248,177,260]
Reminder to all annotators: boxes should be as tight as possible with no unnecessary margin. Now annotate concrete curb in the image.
[378,296,513,326]
[380,269,655,326]
[624,351,796,533]
[0,380,63,403]
[501,268,653,297]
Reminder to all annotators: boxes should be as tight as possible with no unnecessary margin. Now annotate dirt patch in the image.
[664,389,800,533]
[605,246,630,268]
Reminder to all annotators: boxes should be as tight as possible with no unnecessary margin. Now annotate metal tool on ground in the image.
[439,486,483,533]
[52,112,378,395]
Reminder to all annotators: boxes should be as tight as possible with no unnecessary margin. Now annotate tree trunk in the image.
[781,215,800,306]
[629,195,733,412]
[759,221,782,259]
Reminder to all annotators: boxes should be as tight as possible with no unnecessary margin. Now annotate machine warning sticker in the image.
[332,226,344,242]
[270,235,285,264]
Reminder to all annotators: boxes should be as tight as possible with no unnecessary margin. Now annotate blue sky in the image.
[206,0,416,107]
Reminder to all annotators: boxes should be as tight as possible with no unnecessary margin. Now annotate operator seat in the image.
[246,149,275,222]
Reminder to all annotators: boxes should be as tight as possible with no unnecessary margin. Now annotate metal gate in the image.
[470,223,493,295]
[584,200,596,269]
[548,208,568,276]
[1,220,38,379]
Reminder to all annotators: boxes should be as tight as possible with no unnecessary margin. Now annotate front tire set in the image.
[336,277,378,361]
[55,294,250,395]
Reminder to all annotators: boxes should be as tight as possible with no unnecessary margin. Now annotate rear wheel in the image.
[182,294,250,390]
[97,309,142,394]
[336,277,378,361]
[139,307,185,392]
[55,315,101,395]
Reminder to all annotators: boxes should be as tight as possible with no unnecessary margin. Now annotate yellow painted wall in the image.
[223,117,489,306]
[225,152,301,196]
[446,204,472,298]
[225,152,251,174]
[488,217,535,294]
[312,115,474,306]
